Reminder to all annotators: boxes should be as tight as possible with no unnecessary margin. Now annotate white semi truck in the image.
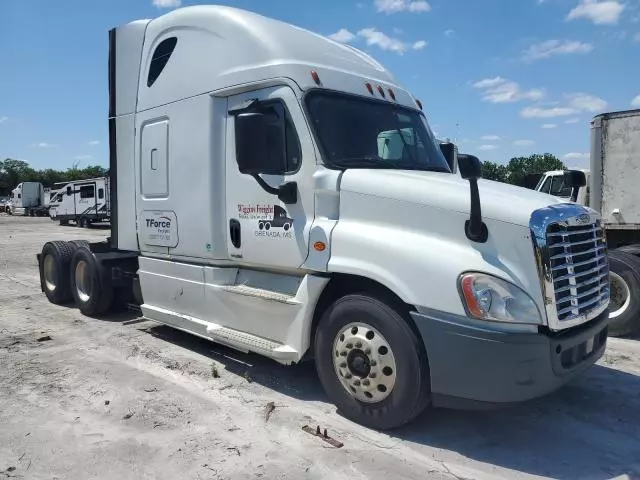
[36,5,611,429]
[535,108,640,337]
[7,181,50,216]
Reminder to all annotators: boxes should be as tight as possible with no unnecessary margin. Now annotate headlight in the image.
[459,273,543,324]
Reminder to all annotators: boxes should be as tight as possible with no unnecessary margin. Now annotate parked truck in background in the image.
[534,108,640,337]
[36,5,610,429]
[7,181,50,217]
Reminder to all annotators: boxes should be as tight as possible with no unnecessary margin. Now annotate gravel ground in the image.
[1,214,640,480]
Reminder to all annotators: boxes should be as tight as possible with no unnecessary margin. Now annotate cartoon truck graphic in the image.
[258,205,293,231]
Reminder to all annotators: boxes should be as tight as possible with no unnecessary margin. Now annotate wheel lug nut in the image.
[369,372,376,378]
[339,362,347,368]
[363,379,370,386]
[370,360,377,366]
[346,343,353,349]
[355,342,362,348]
[340,351,347,357]
[353,380,361,386]
[345,373,352,379]
[364,348,371,355]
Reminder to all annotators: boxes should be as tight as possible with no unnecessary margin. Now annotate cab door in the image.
[225,85,314,269]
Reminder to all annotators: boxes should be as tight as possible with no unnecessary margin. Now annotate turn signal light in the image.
[314,241,327,252]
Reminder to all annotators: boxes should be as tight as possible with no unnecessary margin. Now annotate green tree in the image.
[481,161,509,183]
[506,153,565,186]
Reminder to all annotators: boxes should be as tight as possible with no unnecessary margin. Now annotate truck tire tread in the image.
[70,247,114,317]
[41,241,75,305]
[607,249,640,337]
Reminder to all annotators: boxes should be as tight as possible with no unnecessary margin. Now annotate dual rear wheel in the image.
[40,240,118,316]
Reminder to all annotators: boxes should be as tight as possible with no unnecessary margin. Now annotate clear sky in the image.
[1,0,639,171]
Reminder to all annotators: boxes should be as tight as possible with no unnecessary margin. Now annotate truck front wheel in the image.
[608,250,640,337]
[70,248,114,317]
[314,294,430,430]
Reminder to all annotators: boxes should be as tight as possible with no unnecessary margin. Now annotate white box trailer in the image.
[534,109,640,337]
[48,177,110,227]
[36,5,610,429]
[7,182,49,216]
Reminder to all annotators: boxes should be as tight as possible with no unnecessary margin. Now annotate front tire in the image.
[314,294,430,430]
[608,250,640,337]
[70,247,114,317]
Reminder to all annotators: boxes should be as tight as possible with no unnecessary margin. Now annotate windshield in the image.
[305,91,451,172]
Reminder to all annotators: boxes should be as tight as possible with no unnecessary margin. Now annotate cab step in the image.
[206,324,298,362]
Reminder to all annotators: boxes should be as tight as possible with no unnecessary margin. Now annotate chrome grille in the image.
[530,204,610,331]
[546,222,609,322]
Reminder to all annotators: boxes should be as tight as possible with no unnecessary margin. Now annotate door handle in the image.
[229,219,241,248]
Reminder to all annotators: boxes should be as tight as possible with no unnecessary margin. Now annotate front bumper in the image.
[411,309,608,407]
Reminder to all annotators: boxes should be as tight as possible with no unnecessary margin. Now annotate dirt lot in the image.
[1,215,639,480]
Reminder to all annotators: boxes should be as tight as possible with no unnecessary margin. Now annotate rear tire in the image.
[70,247,114,317]
[314,294,430,430]
[69,240,90,253]
[41,241,75,305]
[608,249,640,337]
[617,244,640,258]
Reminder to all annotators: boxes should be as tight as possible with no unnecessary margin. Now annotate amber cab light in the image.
[311,70,321,85]
[365,82,374,94]
[377,85,386,98]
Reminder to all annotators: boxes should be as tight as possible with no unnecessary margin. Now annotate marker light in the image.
[311,70,321,85]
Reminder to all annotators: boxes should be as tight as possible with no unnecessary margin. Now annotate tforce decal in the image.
[237,203,294,239]
[140,210,179,247]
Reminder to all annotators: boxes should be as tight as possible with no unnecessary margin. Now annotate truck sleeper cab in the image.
[37,5,609,430]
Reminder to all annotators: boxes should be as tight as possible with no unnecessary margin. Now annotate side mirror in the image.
[439,142,457,173]
[563,169,586,188]
[458,154,483,180]
[235,112,282,175]
[234,111,297,204]
[457,154,487,243]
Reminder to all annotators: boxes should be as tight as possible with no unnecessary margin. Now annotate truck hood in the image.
[340,169,566,227]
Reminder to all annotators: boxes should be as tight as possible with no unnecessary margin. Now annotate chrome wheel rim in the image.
[332,322,397,403]
[75,260,91,303]
[609,272,631,319]
[43,255,56,292]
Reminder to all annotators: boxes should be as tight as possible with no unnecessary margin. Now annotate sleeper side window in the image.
[147,37,177,87]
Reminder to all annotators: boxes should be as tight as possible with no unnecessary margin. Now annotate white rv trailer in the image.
[48,177,110,227]
[36,5,610,430]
